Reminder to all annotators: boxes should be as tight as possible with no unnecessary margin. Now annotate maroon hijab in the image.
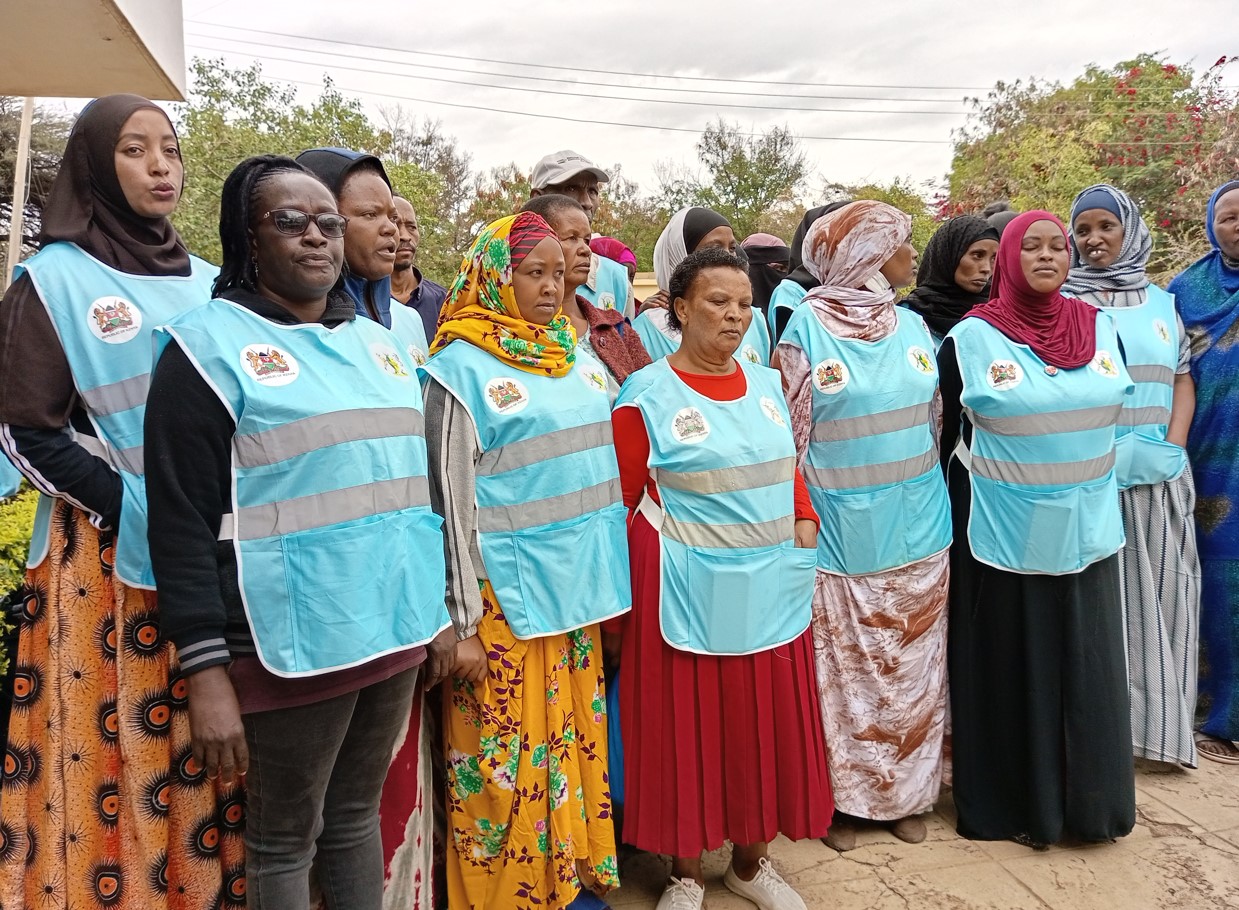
[964,210,1098,369]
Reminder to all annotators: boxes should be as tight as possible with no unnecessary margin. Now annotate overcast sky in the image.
[166,1,1238,198]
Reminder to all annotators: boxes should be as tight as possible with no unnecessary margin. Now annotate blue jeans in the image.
[243,666,420,909]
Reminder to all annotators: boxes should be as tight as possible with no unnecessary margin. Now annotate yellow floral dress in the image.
[444,581,618,910]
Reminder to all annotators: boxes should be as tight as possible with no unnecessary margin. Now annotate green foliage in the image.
[0,489,36,594]
[947,53,1239,281]
[1,97,73,270]
[656,120,809,240]
[171,58,389,264]
[593,166,667,272]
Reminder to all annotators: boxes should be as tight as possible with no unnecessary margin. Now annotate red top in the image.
[611,361,818,523]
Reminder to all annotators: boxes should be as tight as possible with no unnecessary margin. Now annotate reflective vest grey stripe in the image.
[228,475,431,541]
[660,512,793,549]
[656,456,795,495]
[968,404,1123,438]
[476,478,621,534]
[476,419,613,477]
[78,373,150,417]
[969,450,1115,485]
[810,402,930,443]
[801,449,936,490]
[1126,364,1174,386]
[234,407,425,469]
[1118,405,1173,427]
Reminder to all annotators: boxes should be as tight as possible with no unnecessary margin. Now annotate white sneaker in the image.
[723,857,807,910]
[656,876,705,910]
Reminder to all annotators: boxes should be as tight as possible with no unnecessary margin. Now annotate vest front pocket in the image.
[1116,433,1187,489]
[666,543,815,655]
[278,508,446,674]
[502,503,630,639]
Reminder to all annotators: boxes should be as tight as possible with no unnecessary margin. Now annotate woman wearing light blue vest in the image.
[0,94,239,908]
[420,212,628,910]
[614,248,830,910]
[633,207,771,366]
[940,211,1137,848]
[1065,184,1201,768]
[146,156,452,909]
[776,201,948,852]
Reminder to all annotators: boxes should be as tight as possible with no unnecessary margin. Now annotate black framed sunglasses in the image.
[261,209,349,238]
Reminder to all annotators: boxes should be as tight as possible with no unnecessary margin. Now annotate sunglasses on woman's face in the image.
[261,209,349,239]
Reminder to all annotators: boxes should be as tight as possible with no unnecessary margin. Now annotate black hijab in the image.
[741,235,792,311]
[903,215,999,337]
[682,207,732,253]
[787,201,851,292]
[38,94,190,276]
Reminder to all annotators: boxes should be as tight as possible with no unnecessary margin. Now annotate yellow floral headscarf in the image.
[431,213,577,377]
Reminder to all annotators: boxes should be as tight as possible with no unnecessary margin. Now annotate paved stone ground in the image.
[608,757,1239,909]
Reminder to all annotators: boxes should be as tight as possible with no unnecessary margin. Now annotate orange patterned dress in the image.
[0,500,244,909]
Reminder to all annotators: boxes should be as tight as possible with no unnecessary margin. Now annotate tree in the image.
[592,165,666,271]
[657,120,810,240]
[948,54,1239,280]
[379,108,474,284]
[172,58,389,264]
[1,98,73,272]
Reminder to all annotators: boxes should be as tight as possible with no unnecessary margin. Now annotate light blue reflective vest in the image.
[949,313,1133,575]
[767,278,807,341]
[579,254,631,314]
[389,298,431,367]
[632,307,771,366]
[1097,286,1187,490]
[616,358,816,654]
[781,306,951,575]
[155,299,450,677]
[18,242,216,588]
[0,458,22,499]
[419,341,631,639]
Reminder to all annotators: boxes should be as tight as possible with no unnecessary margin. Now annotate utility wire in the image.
[186,38,973,116]
[186,20,993,92]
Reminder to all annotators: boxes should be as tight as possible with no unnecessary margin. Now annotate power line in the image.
[186,38,973,116]
[177,57,954,145]
[184,28,972,104]
[186,21,994,92]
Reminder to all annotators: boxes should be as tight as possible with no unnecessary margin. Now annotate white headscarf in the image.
[653,207,691,290]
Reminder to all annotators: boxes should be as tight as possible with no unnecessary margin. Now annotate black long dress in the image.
[938,338,1136,847]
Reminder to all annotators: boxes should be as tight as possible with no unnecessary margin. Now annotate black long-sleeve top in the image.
[144,288,357,674]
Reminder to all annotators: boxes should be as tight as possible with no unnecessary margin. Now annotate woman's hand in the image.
[794,518,818,549]
[424,625,458,687]
[451,634,488,684]
[185,666,248,787]
[639,289,669,312]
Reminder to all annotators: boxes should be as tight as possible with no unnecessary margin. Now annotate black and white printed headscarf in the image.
[1064,183,1153,294]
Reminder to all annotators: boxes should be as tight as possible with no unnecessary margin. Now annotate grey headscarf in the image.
[1063,184,1152,294]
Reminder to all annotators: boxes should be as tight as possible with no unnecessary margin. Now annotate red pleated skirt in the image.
[619,514,834,856]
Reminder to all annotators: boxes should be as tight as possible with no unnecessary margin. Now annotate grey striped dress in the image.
[1081,287,1202,766]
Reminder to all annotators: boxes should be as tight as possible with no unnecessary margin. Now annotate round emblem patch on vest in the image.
[907,346,935,375]
[812,359,850,395]
[671,407,711,444]
[1153,319,1173,345]
[407,345,428,367]
[241,344,299,386]
[370,343,411,380]
[986,359,1023,391]
[484,377,530,415]
[1089,350,1120,378]
[599,292,617,310]
[740,344,762,365]
[86,296,142,344]
[760,396,786,428]
[580,365,609,394]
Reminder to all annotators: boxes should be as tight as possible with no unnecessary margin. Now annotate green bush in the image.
[0,489,38,682]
